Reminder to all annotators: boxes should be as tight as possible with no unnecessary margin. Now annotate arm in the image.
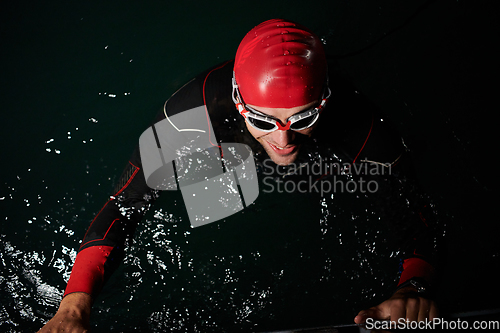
[342,112,443,324]
[38,148,158,332]
[353,152,443,324]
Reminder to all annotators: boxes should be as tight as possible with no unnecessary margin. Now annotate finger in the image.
[418,298,431,322]
[429,301,439,320]
[354,306,387,324]
[390,299,407,324]
[403,297,419,322]
[354,309,371,324]
[354,310,368,324]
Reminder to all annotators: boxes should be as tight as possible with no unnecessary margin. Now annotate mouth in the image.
[266,141,297,156]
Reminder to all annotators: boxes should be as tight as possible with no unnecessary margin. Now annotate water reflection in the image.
[1,166,443,332]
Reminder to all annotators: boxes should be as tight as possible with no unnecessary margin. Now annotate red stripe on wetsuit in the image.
[397,257,436,287]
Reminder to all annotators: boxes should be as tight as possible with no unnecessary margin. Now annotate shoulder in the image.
[316,71,405,165]
[164,60,234,118]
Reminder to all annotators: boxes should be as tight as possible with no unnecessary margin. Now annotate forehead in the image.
[246,100,318,120]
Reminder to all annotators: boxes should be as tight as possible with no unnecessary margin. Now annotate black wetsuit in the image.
[64,61,440,324]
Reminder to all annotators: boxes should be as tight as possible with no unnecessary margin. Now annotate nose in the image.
[270,128,295,148]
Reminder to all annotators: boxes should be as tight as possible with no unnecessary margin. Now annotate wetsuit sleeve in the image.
[326,81,441,294]
[336,106,442,291]
[64,146,158,298]
[374,151,441,289]
[62,63,215,299]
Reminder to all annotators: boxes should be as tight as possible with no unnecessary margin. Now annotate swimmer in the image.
[38,19,439,332]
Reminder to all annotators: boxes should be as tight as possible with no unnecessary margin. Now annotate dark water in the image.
[1,0,498,332]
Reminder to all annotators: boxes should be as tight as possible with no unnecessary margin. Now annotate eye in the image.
[248,118,276,131]
[290,114,319,130]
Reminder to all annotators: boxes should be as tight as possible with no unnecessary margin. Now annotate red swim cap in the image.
[234,19,327,108]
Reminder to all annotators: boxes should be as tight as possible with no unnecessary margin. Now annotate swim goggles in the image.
[232,73,331,132]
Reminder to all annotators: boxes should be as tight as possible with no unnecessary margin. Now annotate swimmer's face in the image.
[244,101,319,166]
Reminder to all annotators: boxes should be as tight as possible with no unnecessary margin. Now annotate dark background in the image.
[1,0,498,331]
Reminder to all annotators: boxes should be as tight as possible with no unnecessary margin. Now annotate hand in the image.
[354,286,439,326]
[37,292,92,333]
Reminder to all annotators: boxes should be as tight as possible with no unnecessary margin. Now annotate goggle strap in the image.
[236,103,247,116]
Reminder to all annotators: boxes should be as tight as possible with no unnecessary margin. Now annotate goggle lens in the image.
[247,118,278,131]
[289,113,319,131]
